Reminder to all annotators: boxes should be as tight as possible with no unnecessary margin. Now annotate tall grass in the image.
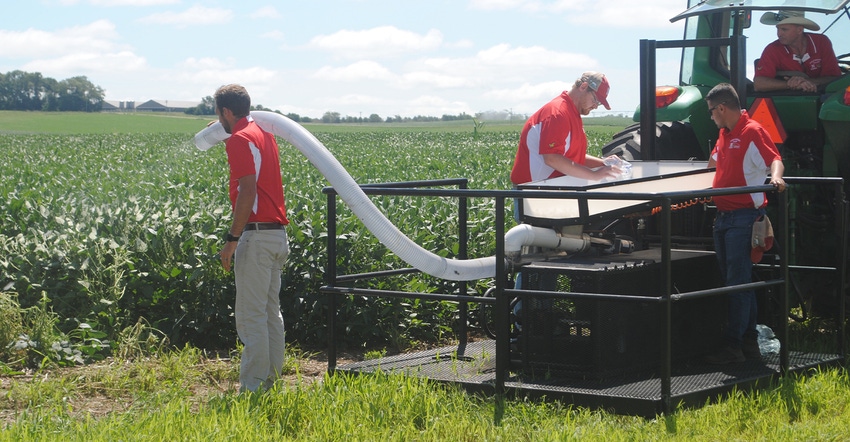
[1,345,849,440]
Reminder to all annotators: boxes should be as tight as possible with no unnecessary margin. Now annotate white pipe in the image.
[194,112,602,280]
[504,224,591,256]
[195,111,500,280]
[194,112,601,280]
[194,112,604,280]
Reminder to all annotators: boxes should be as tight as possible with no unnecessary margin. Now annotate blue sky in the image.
[0,0,816,119]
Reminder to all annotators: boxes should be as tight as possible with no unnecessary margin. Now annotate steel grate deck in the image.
[335,340,841,416]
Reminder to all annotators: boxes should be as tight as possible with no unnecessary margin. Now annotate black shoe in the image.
[742,338,761,360]
[704,346,745,365]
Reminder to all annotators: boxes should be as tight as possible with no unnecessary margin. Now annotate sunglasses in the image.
[770,12,789,22]
[590,90,601,107]
[709,101,726,113]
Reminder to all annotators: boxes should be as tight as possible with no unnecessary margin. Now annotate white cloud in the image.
[309,43,593,92]
[469,0,682,28]
[405,44,598,87]
[337,93,389,106]
[180,57,231,70]
[447,39,475,49]
[173,58,278,100]
[89,0,180,5]
[24,51,147,73]
[476,44,596,68]
[408,95,471,116]
[309,26,443,58]
[138,5,233,28]
[485,80,570,102]
[250,6,282,19]
[569,1,683,28]
[0,20,120,58]
[468,0,529,10]
[400,71,475,89]
[261,30,285,41]
[469,0,586,13]
[182,65,277,86]
[313,61,396,82]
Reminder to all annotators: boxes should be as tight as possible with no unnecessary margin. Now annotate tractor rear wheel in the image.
[602,121,704,161]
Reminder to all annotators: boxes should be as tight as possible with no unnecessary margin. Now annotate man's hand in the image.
[594,163,622,180]
[769,176,787,193]
[220,241,238,272]
[786,76,817,92]
[769,159,786,193]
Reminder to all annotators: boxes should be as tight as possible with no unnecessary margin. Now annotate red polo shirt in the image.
[755,33,841,79]
[511,91,588,185]
[225,116,289,225]
[710,111,782,211]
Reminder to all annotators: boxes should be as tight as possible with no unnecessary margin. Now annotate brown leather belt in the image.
[243,222,285,231]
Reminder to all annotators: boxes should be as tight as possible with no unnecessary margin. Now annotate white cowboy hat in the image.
[760,10,820,31]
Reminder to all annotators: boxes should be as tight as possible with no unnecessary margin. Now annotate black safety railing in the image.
[639,34,747,161]
[320,177,846,414]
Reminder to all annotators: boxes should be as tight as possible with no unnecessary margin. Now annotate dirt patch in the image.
[0,350,363,425]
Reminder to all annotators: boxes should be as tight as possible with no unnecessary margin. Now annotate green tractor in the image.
[601,0,850,319]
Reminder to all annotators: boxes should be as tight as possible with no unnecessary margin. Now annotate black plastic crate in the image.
[515,249,725,378]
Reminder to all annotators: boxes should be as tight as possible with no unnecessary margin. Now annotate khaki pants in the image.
[234,228,289,392]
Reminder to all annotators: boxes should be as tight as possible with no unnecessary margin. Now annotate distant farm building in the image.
[101,100,136,112]
[135,99,201,112]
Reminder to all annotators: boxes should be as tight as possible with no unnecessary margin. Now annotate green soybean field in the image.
[0,111,623,363]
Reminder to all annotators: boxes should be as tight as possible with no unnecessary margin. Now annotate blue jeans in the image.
[713,208,763,348]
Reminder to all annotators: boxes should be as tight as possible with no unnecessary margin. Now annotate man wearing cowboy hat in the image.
[754,10,841,93]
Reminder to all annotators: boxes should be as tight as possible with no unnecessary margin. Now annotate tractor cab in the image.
[604,0,850,187]
[597,0,850,319]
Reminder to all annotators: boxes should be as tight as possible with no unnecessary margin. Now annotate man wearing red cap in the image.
[754,10,841,92]
[704,83,786,365]
[510,72,621,185]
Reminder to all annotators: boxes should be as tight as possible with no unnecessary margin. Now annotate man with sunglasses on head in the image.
[511,71,621,185]
[754,10,841,93]
[704,83,786,365]
[508,72,621,324]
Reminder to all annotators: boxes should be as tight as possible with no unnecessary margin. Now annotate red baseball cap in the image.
[582,72,611,110]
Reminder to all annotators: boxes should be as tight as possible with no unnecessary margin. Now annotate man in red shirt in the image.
[704,83,786,364]
[509,72,621,309]
[215,84,290,392]
[510,72,620,185]
[754,10,841,93]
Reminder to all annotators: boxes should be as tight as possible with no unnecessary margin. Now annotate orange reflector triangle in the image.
[747,97,787,144]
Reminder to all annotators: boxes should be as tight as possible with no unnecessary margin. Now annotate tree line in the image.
[1,70,514,122]
[312,111,476,124]
[0,70,104,112]
[186,100,479,124]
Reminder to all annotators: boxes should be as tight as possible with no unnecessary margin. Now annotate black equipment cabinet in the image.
[514,248,726,378]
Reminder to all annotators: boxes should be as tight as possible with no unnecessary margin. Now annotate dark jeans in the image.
[713,207,764,348]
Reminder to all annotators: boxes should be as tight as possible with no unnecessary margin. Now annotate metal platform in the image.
[335,340,842,417]
[323,177,846,417]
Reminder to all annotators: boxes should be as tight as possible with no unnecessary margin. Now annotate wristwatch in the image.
[225,233,241,242]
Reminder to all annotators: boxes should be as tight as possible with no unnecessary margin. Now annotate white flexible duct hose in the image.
[195,111,498,281]
[194,112,595,280]
[504,224,590,256]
